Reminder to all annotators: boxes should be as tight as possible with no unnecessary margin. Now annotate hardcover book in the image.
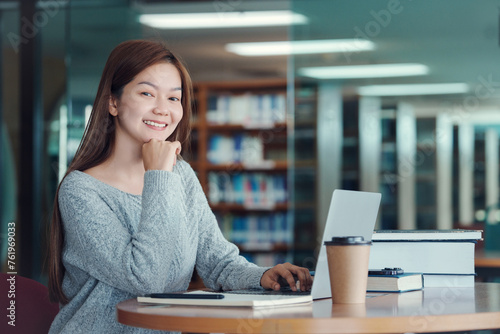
[367,273,423,292]
[372,229,482,241]
[369,241,476,274]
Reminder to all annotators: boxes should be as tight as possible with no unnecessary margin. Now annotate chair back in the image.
[0,273,59,334]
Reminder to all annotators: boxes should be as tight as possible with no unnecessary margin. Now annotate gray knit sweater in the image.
[49,160,268,333]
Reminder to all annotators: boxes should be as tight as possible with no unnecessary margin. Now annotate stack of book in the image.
[369,229,483,287]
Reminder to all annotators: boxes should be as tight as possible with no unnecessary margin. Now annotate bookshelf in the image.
[291,83,318,269]
[189,79,292,266]
[415,117,438,229]
[379,107,398,230]
[473,130,486,218]
[342,98,360,190]
[357,100,454,230]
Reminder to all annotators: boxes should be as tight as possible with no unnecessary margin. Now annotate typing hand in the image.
[260,263,313,292]
[142,139,181,172]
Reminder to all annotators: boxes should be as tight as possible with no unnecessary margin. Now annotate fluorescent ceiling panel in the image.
[358,83,469,96]
[298,63,429,79]
[225,39,375,56]
[139,10,308,29]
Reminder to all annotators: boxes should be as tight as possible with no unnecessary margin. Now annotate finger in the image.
[260,270,280,290]
[270,279,280,291]
[264,266,289,291]
[298,268,313,291]
[283,264,312,291]
[269,271,283,291]
[276,264,298,291]
[293,267,312,291]
[294,269,308,291]
[301,269,313,291]
[142,140,178,171]
[175,141,182,155]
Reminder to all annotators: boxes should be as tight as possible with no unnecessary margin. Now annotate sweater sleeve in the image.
[59,171,191,295]
[175,162,269,291]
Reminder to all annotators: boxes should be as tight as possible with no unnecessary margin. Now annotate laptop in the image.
[226,189,382,300]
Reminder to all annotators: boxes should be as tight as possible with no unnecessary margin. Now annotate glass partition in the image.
[290,0,500,263]
[1,1,67,279]
[8,0,500,278]
[62,1,142,176]
[1,4,20,274]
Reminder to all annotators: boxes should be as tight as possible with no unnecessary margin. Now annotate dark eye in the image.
[142,92,153,97]
[170,97,180,102]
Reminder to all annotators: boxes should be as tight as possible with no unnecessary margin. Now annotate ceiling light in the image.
[358,83,469,96]
[139,10,308,29]
[225,39,375,56]
[298,63,429,79]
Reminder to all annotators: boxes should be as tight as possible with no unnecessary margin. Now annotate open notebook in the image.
[137,290,312,307]
[137,189,381,307]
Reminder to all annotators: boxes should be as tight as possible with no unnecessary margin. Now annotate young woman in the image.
[48,40,312,333]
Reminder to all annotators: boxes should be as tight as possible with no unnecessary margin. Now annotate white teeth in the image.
[143,120,166,128]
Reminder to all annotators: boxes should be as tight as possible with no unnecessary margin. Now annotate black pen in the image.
[147,293,225,300]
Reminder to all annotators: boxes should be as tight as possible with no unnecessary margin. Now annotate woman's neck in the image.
[107,141,145,175]
[84,137,146,195]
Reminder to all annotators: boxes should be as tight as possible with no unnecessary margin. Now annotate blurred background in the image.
[2,0,500,282]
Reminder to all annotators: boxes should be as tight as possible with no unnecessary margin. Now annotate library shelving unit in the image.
[342,98,360,190]
[379,106,398,230]
[291,83,318,269]
[415,117,438,229]
[473,130,486,217]
[188,79,292,267]
[356,99,442,230]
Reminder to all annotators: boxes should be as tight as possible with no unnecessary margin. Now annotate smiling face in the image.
[109,62,183,146]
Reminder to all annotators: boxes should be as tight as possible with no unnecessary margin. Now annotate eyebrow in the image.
[137,81,182,91]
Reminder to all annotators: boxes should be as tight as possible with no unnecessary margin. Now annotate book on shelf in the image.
[207,93,286,125]
[208,172,287,206]
[137,290,312,308]
[367,273,423,293]
[216,212,293,250]
[369,229,482,287]
[207,134,265,164]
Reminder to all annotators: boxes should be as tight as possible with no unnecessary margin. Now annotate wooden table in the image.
[116,283,500,333]
[475,250,500,281]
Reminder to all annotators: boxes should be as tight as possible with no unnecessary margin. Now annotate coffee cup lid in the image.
[324,236,371,246]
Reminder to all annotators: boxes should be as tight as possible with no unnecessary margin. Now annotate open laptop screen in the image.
[311,189,381,300]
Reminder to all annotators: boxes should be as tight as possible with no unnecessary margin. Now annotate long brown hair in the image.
[48,40,193,304]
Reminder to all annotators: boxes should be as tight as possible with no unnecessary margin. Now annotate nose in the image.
[153,107,168,116]
[153,97,169,116]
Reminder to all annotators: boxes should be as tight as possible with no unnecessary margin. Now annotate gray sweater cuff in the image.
[143,170,179,191]
[251,266,273,289]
